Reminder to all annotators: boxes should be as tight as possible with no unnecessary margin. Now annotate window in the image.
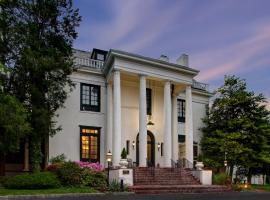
[161,142,164,156]
[193,142,198,162]
[177,99,185,122]
[80,126,100,162]
[126,140,130,155]
[80,83,100,112]
[97,54,105,61]
[146,88,152,115]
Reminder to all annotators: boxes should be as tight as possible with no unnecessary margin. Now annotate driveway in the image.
[6,191,270,200]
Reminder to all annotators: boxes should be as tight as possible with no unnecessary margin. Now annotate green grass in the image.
[0,187,97,196]
[250,184,270,191]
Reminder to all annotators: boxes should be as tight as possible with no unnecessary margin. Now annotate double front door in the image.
[136,131,155,166]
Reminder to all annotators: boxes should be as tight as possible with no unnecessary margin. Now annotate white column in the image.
[163,81,172,167]
[113,70,121,166]
[106,83,113,157]
[185,85,194,164]
[139,75,147,167]
[172,94,178,162]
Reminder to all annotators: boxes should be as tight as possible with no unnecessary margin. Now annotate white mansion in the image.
[50,48,211,168]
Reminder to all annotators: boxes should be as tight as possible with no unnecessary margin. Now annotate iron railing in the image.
[192,80,209,91]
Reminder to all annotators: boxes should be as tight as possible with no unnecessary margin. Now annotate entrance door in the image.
[136,131,155,166]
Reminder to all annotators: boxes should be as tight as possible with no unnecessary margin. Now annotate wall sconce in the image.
[157,142,161,151]
[132,141,135,149]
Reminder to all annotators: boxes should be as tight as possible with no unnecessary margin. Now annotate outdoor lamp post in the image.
[106,150,112,185]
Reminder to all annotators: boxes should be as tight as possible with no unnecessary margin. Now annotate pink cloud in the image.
[193,25,270,82]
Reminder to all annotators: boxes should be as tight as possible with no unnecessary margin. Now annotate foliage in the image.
[81,168,107,191]
[4,172,61,189]
[0,187,96,196]
[0,93,30,155]
[200,75,270,178]
[56,161,83,186]
[0,0,81,171]
[121,148,127,159]
[197,154,204,162]
[46,163,62,173]
[108,179,128,192]
[49,154,67,164]
[213,173,231,185]
[75,161,104,172]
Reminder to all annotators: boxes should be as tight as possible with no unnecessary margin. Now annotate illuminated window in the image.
[80,83,100,112]
[80,126,100,162]
[177,99,185,122]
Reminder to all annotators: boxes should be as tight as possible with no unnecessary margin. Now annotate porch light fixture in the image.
[106,150,112,163]
[147,115,154,126]
[132,141,135,149]
[106,150,112,186]
[224,151,228,167]
[157,142,161,151]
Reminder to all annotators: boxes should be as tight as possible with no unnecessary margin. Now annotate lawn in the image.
[250,184,270,192]
[0,187,97,196]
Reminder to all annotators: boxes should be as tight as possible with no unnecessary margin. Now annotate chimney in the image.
[159,55,169,62]
[176,54,189,67]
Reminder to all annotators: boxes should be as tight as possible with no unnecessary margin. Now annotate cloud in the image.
[194,24,270,82]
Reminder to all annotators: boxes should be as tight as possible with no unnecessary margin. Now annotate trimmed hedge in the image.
[4,172,61,189]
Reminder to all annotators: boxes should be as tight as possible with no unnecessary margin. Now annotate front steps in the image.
[129,167,231,194]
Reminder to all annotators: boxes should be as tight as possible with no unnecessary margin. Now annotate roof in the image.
[104,49,200,76]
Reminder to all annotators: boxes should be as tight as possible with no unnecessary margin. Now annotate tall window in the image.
[80,126,100,162]
[146,88,152,115]
[177,99,185,122]
[80,83,100,112]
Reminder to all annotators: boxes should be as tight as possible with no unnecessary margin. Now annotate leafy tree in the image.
[0,0,81,171]
[0,63,30,175]
[200,75,270,182]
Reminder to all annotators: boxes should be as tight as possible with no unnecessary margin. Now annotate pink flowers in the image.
[75,161,104,172]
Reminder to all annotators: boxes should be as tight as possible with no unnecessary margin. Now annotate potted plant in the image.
[195,154,204,170]
[119,148,128,168]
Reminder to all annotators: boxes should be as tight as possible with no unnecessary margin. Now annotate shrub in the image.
[49,154,66,164]
[46,163,63,173]
[121,148,127,159]
[108,179,128,192]
[213,173,230,185]
[4,172,61,189]
[75,161,104,172]
[56,161,83,186]
[81,168,107,191]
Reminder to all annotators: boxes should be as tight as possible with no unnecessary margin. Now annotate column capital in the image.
[139,73,147,78]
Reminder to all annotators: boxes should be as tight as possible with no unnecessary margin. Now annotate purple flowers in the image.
[75,161,104,172]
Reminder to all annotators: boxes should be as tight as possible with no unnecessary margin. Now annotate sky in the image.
[73,0,270,109]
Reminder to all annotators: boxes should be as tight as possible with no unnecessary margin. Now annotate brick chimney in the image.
[176,54,189,67]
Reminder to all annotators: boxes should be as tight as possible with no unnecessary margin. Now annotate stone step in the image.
[133,167,201,186]
[129,185,232,194]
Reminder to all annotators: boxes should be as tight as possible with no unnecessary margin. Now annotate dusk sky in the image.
[73,0,270,109]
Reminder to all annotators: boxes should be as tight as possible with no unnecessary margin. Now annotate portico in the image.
[104,50,198,167]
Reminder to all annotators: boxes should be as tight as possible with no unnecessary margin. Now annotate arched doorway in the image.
[136,131,155,167]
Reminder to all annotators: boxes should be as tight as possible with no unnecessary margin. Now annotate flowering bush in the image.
[75,161,104,172]
[46,163,62,172]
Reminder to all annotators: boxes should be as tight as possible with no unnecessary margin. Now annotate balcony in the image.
[192,80,209,92]
[74,57,104,70]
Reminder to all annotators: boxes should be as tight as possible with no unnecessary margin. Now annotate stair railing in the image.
[179,158,194,169]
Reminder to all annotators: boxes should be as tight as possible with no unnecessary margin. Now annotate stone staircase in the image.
[129,167,231,194]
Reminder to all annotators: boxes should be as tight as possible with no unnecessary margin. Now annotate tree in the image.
[0,63,30,175]
[200,75,270,182]
[0,0,81,171]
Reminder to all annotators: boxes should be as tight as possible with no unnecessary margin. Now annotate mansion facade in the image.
[49,48,211,168]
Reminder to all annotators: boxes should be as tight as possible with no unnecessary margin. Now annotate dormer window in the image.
[97,54,104,61]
